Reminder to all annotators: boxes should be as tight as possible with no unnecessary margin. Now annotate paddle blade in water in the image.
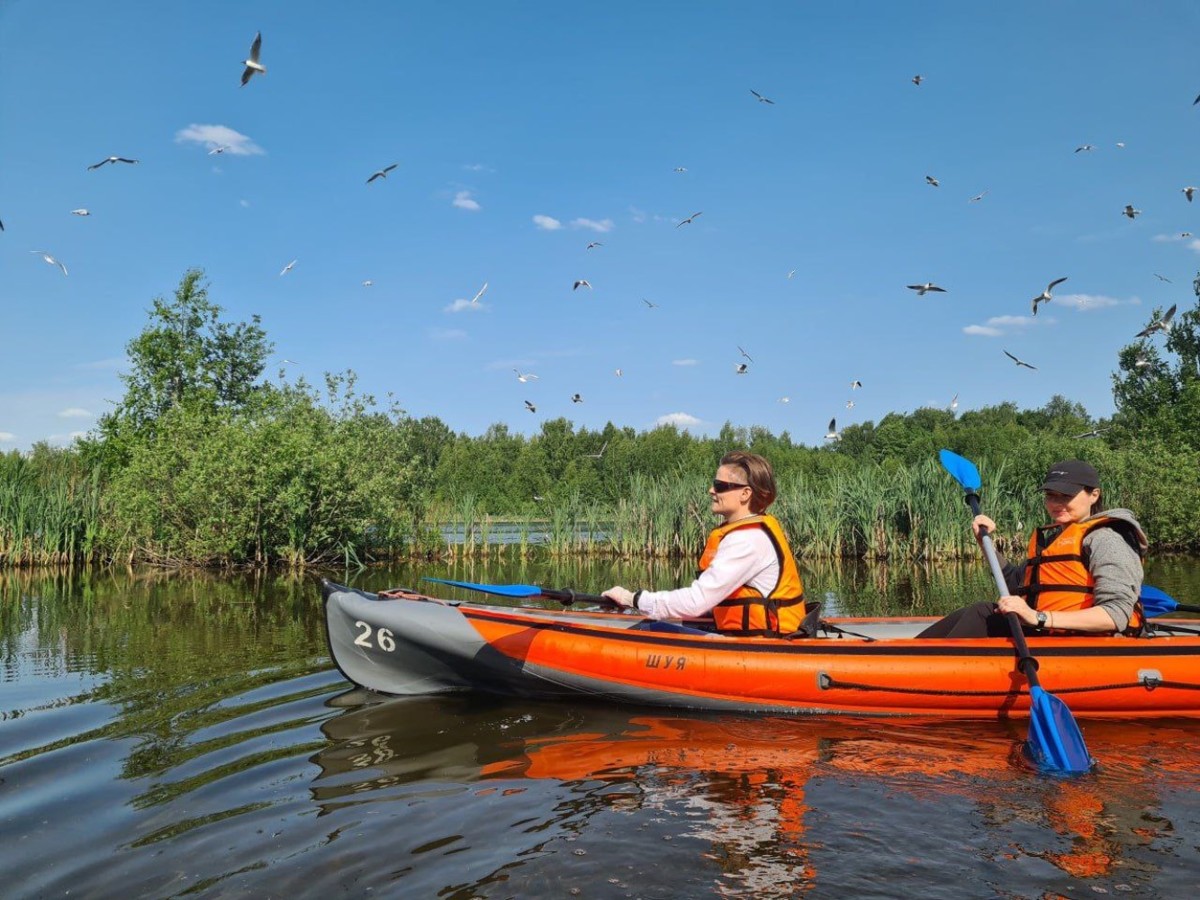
[938,449,982,492]
[422,578,542,598]
[1024,685,1094,775]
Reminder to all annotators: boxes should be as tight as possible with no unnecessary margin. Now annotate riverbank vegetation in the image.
[4,269,1200,568]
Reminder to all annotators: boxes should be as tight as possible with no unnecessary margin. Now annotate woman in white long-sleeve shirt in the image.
[603,452,806,637]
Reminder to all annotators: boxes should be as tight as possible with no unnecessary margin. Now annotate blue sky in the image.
[2,1,1199,451]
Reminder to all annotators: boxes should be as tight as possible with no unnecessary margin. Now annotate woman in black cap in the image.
[917,459,1147,638]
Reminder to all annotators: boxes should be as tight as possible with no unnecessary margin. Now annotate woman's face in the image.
[1043,486,1099,525]
[710,464,752,520]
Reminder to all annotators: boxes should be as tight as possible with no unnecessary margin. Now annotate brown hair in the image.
[720,451,777,514]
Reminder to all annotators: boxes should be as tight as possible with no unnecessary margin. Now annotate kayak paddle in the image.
[1140,584,1200,618]
[938,449,1094,775]
[422,577,615,606]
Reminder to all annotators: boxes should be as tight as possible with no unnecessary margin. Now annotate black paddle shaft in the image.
[540,587,619,606]
[964,492,1042,686]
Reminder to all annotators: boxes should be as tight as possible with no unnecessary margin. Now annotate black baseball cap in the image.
[1040,460,1099,494]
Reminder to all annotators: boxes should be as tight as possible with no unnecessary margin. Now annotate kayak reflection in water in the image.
[918,459,1147,639]
[602,451,809,638]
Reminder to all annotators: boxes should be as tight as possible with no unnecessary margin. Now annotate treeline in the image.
[2,270,1199,567]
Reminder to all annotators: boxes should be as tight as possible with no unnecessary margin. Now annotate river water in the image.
[3,558,1200,898]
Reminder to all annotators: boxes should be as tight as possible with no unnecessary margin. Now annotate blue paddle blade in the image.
[422,577,542,598]
[1140,584,1179,618]
[1024,685,1094,775]
[938,448,981,492]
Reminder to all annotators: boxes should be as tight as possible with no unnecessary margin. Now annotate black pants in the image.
[916,601,1034,639]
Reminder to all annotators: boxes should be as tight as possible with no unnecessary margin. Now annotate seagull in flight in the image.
[750,89,775,104]
[614,368,623,377]
[1072,427,1111,439]
[208,145,229,155]
[585,440,608,459]
[778,396,790,404]
[907,282,946,295]
[471,281,488,304]
[850,379,862,389]
[1031,276,1068,316]
[573,279,592,291]
[571,393,583,404]
[642,298,659,308]
[513,369,539,383]
[279,259,297,276]
[1154,273,1172,283]
[70,209,90,216]
[366,163,398,184]
[911,75,923,86]
[787,269,796,279]
[925,175,939,187]
[241,31,266,86]
[31,250,67,275]
[1004,350,1037,370]
[735,363,749,375]
[1184,186,1196,202]
[824,418,840,441]
[949,392,959,412]
[87,156,138,170]
[362,280,373,287]
[586,241,603,250]
[1136,304,1177,338]
[968,191,989,202]
[676,211,703,228]
[673,167,687,173]
[1074,144,1094,153]
[846,399,855,409]
[738,346,753,362]
[1123,204,1140,219]
[524,400,537,413]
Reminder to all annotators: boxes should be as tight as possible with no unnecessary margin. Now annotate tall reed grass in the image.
[0,452,103,567]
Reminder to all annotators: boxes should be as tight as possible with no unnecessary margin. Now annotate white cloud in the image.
[0,432,15,443]
[174,124,265,156]
[656,412,701,428]
[571,217,614,233]
[962,324,1003,337]
[429,327,467,341]
[57,407,94,419]
[443,298,486,313]
[628,206,647,223]
[453,190,481,211]
[1056,293,1122,312]
[533,214,562,230]
[672,358,699,366]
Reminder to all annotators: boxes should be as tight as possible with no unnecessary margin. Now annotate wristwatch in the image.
[1035,611,1048,631]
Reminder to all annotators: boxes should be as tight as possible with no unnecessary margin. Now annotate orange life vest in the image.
[698,515,805,637]
[1021,515,1146,633]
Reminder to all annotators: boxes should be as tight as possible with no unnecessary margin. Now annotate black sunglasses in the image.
[712,479,750,493]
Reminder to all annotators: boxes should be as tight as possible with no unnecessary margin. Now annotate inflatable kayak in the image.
[321,580,1200,719]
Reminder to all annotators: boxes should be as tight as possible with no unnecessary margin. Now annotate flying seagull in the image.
[1136,304,1177,338]
[925,175,939,187]
[787,269,796,279]
[850,379,862,389]
[824,418,840,441]
[1074,144,1094,153]
[912,75,923,86]
[573,279,592,291]
[1194,92,1200,106]
[1072,427,1111,439]
[907,282,946,295]
[750,89,775,104]
[571,393,583,404]
[87,156,138,170]
[614,368,622,377]
[1184,186,1196,203]
[778,396,790,404]
[513,369,539,383]
[241,32,265,86]
[735,363,749,375]
[586,241,603,250]
[674,167,687,173]
[0,216,4,231]
[586,440,608,459]
[362,280,373,287]
[31,250,67,275]
[471,281,488,304]
[1003,350,1037,370]
[70,209,90,216]
[1154,273,1172,283]
[208,145,229,155]
[366,163,398,184]
[279,259,297,276]
[968,191,989,203]
[738,345,753,362]
[845,399,855,409]
[949,392,959,412]
[524,400,537,413]
[1123,204,1140,219]
[676,211,703,227]
[1031,276,1068,316]
[642,298,658,308]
